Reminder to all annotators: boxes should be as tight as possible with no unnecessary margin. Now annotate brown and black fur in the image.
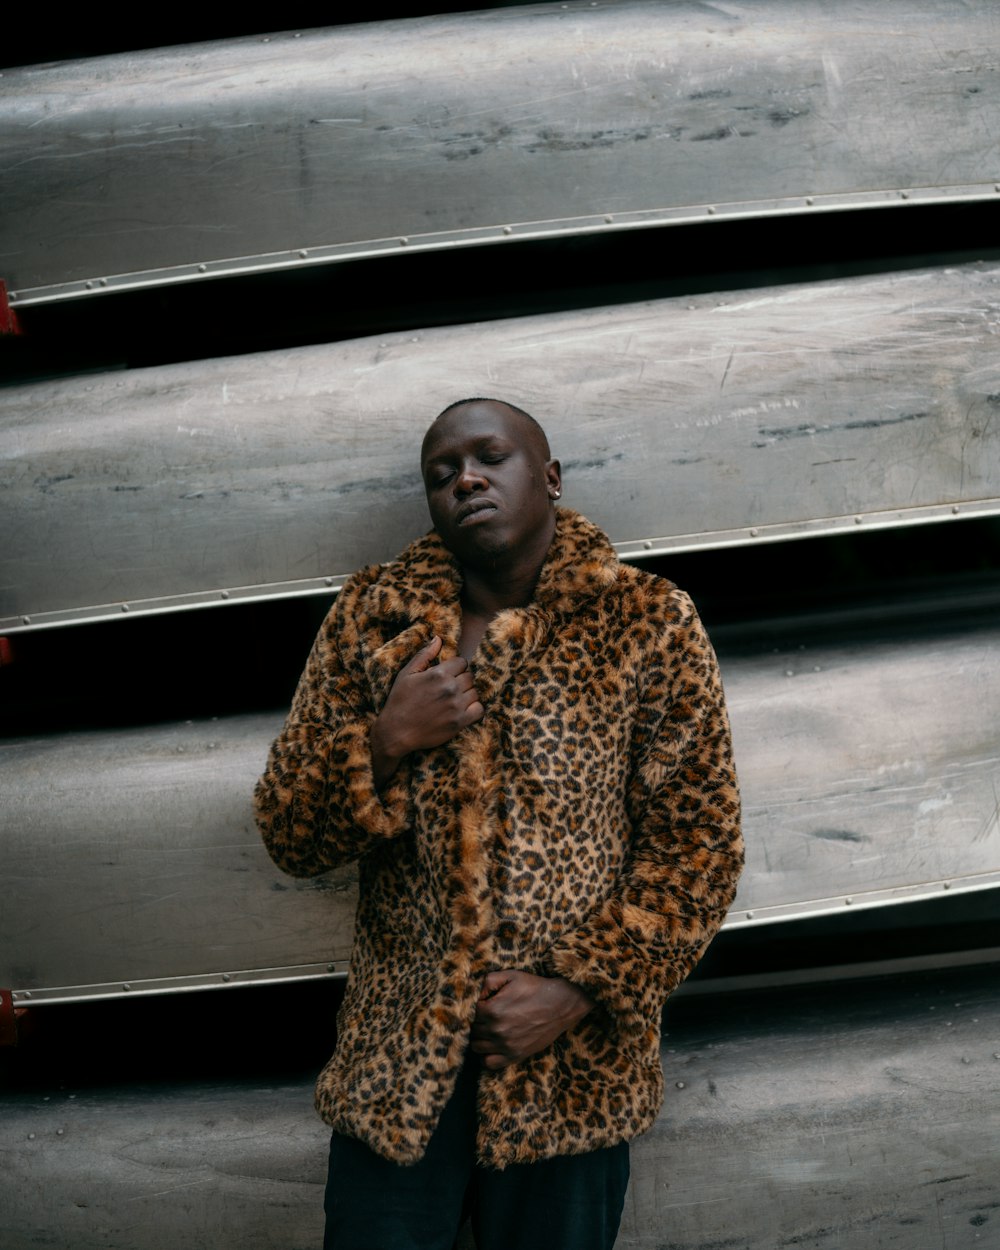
[254,509,743,1169]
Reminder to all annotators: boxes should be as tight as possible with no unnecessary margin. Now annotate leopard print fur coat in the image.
[254,508,742,1169]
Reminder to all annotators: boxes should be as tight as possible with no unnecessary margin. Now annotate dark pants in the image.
[323,1060,630,1250]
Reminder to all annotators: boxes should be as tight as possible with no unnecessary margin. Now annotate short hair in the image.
[430,397,551,459]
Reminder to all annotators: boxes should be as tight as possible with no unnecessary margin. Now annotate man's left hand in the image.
[469,970,594,1070]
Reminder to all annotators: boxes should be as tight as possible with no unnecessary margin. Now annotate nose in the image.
[454,462,488,496]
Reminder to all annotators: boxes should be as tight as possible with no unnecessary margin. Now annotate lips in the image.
[455,499,498,526]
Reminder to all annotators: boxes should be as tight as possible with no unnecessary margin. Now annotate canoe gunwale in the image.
[5,495,1000,636]
[8,900,1000,1006]
[7,961,348,1008]
[8,182,998,309]
[725,870,1000,929]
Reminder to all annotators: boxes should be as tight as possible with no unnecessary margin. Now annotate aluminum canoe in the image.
[4,262,1000,634]
[4,614,998,1003]
[2,962,996,1250]
[2,1,998,307]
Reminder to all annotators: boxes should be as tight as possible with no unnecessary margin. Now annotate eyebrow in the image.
[422,433,513,466]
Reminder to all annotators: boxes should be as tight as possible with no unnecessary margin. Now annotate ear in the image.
[545,458,562,500]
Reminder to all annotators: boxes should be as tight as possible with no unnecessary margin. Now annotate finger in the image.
[437,670,475,698]
[457,700,485,726]
[436,655,470,678]
[482,969,514,997]
[404,636,442,673]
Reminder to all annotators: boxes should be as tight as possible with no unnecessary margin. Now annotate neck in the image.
[459,515,556,617]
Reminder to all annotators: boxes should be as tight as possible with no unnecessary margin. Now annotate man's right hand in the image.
[370,636,484,788]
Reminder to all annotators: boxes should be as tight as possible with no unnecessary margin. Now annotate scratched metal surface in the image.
[0,714,359,998]
[3,616,998,1000]
[0,964,996,1248]
[4,262,1000,632]
[2,1,998,303]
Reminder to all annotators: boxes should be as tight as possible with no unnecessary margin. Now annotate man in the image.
[254,398,742,1250]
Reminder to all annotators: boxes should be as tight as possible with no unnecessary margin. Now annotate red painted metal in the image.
[0,280,22,335]
[0,989,24,1046]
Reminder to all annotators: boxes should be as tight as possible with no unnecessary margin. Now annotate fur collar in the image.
[361,509,621,707]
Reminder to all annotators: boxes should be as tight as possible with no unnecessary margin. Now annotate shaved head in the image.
[423,398,551,463]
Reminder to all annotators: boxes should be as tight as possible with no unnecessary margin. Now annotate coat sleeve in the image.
[544,589,743,1042]
[253,573,413,878]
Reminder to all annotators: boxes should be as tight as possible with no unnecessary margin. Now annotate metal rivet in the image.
[327,963,336,973]
[749,528,759,537]
[604,214,614,223]
[123,983,131,991]
[324,577,335,587]
[98,278,108,286]
[962,1057,971,1064]
[643,540,652,550]
[220,590,229,600]
[85,281,94,290]
[298,249,309,259]
[222,974,231,982]
[198,264,207,273]
[294,32,301,38]
[900,190,910,200]
[399,237,409,246]
[951,505,960,515]
[121,603,130,613]
[56,1129,64,1135]
[844,896,853,905]
[675,1081,685,1089]
[745,911,754,920]
[943,881,951,890]
[813,665,821,672]
[854,515,863,524]
[707,206,716,215]
[21,616,31,625]
[502,226,513,235]
[28,1134,35,1140]
[21,991,31,1000]
[806,197,814,206]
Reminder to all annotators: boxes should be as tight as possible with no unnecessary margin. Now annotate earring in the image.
[551,489,561,499]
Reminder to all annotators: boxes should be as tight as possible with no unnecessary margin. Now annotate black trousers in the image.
[323,1060,630,1250]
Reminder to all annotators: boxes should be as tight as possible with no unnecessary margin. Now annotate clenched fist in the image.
[470,970,595,1070]
[371,636,484,788]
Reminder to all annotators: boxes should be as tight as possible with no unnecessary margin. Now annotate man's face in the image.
[420,401,561,566]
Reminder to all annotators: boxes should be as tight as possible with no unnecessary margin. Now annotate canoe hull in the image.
[3,1,998,304]
[4,615,998,1002]
[4,263,1000,632]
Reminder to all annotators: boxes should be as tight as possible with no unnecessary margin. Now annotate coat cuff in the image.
[542,906,651,1044]
[330,718,412,841]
